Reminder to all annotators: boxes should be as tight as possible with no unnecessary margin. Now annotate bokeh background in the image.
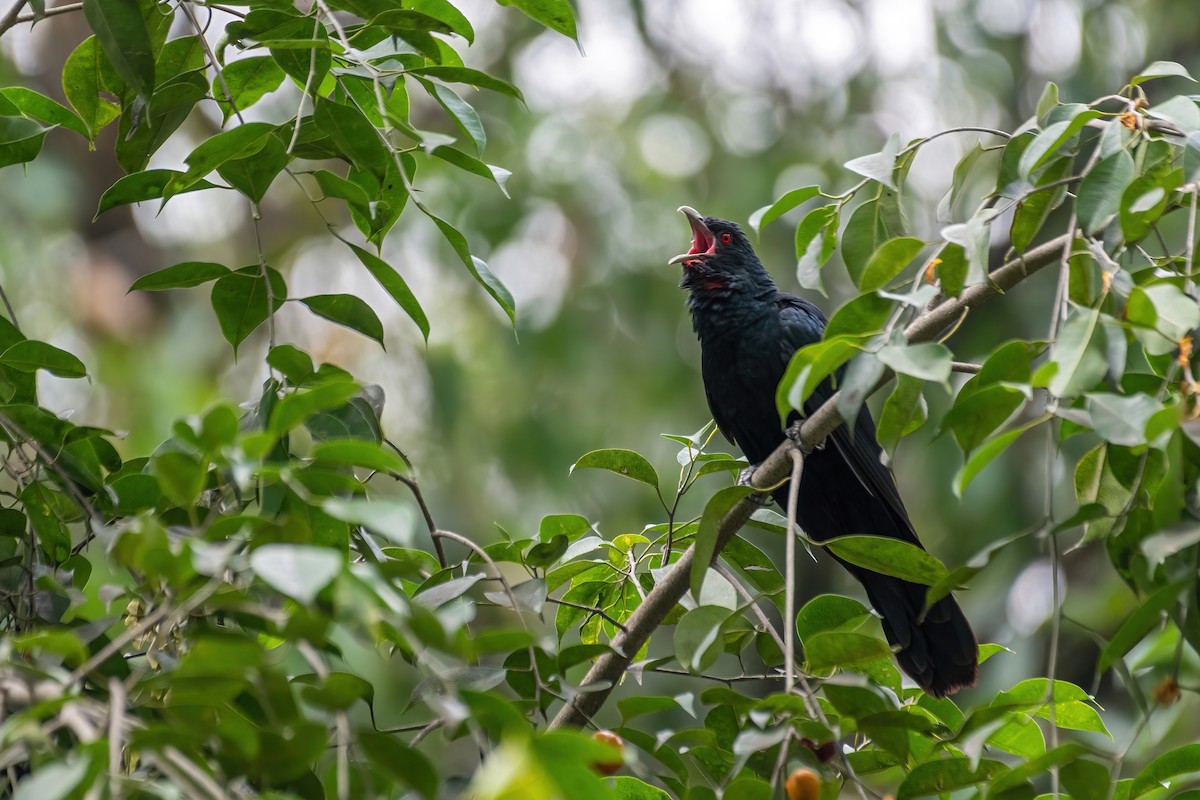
[2,0,1199,753]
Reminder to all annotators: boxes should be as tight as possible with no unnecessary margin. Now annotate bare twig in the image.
[784,450,803,695]
[0,0,29,36]
[545,596,628,633]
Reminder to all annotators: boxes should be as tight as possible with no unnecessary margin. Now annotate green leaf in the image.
[270,381,359,436]
[844,133,900,189]
[1035,81,1060,121]
[21,482,70,561]
[953,416,1045,496]
[209,265,287,354]
[934,243,966,298]
[357,731,438,799]
[10,759,90,800]
[407,66,524,101]
[330,247,410,340]
[876,375,927,456]
[115,75,208,173]
[777,336,862,418]
[1131,744,1200,798]
[794,204,839,293]
[130,262,230,292]
[174,122,277,193]
[419,79,485,153]
[674,605,732,673]
[1098,581,1186,672]
[496,0,578,40]
[1077,151,1135,234]
[823,535,948,586]
[0,88,87,137]
[1011,156,1071,252]
[217,134,288,203]
[313,439,408,474]
[898,758,1006,800]
[858,237,924,291]
[97,170,219,216]
[152,450,206,508]
[795,594,869,642]
[1185,132,1200,185]
[941,385,1024,454]
[0,116,47,169]
[214,56,286,122]
[1131,60,1196,85]
[406,0,474,42]
[1085,392,1163,447]
[315,98,390,179]
[82,0,154,100]
[1018,110,1101,177]
[1063,759,1118,800]
[992,678,1110,736]
[429,216,517,325]
[300,294,385,347]
[805,631,893,669]
[430,145,511,197]
[570,449,659,489]
[749,185,820,233]
[322,498,413,545]
[824,293,892,340]
[877,341,952,384]
[250,544,342,604]
[1049,307,1105,398]
[0,341,86,378]
[691,485,755,600]
[62,37,120,140]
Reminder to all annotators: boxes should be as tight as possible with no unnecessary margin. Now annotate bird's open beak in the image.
[668,206,716,265]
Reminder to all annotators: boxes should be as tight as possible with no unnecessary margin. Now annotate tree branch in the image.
[548,232,1072,730]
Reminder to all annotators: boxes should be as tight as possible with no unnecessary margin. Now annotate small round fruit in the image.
[786,767,821,800]
[591,730,624,776]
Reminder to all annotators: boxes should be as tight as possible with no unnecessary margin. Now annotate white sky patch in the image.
[637,113,711,179]
[512,0,663,119]
[718,95,782,157]
[976,0,1034,36]
[488,203,572,330]
[1006,559,1066,638]
[868,0,935,74]
[1027,0,1082,76]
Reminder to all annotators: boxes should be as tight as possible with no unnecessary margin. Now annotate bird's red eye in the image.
[720,232,732,244]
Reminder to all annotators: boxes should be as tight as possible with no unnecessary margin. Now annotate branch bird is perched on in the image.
[670,205,978,697]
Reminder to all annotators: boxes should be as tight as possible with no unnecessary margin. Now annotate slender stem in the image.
[784,450,803,695]
[0,0,29,36]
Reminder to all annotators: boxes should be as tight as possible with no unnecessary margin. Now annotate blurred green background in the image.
[2,0,1199,751]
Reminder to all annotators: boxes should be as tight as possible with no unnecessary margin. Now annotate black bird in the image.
[670,206,978,697]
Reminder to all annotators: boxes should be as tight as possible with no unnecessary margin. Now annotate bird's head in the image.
[669,206,773,295]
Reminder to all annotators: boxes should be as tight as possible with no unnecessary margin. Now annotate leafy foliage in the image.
[0,2,1198,798]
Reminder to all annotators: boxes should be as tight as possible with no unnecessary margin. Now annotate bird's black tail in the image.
[847,562,978,697]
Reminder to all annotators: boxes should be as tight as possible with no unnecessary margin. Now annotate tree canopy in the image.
[0,1,1199,798]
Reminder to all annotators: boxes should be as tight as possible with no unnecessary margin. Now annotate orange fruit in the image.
[591,730,624,776]
[786,767,821,800]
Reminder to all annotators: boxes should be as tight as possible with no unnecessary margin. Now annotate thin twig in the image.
[784,450,803,695]
[545,597,628,633]
[0,0,29,36]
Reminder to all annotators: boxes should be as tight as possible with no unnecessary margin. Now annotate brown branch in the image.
[547,232,1072,730]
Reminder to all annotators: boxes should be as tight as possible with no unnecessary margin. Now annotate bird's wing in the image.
[775,293,918,540]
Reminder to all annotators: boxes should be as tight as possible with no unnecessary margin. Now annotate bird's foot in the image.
[737,464,773,505]
[786,420,825,453]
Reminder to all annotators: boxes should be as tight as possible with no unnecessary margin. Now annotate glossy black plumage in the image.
[674,208,978,697]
